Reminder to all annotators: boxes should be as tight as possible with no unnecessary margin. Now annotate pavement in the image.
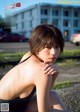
[57,84,80,112]
[56,65,80,83]
[0,42,80,53]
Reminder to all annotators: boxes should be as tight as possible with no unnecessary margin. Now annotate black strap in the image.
[19,55,31,64]
[26,86,36,100]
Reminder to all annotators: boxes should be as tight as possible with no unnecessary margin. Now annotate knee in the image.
[50,90,66,110]
[50,90,62,104]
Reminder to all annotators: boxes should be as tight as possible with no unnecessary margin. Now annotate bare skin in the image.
[20,52,59,76]
[0,48,67,112]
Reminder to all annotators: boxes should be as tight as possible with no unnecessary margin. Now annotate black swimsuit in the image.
[0,55,36,112]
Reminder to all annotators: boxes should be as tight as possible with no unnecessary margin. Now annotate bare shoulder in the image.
[20,52,31,62]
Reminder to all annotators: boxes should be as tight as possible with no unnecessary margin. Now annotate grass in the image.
[0,49,80,62]
[53,81,72,90]
[53,80,80,90]
[60,49,80,57]
[0,52,25,61]
[56,59,80,66]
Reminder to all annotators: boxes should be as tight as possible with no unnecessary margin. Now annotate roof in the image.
[10,2,80,16]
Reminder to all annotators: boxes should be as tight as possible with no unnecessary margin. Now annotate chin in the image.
[50,59,56,63]
[46,60,53,63]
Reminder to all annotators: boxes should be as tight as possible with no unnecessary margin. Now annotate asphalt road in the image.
[0,42,30,53]
[0,42,80,53]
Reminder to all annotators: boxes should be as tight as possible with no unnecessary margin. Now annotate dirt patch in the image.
[56,64,80,83]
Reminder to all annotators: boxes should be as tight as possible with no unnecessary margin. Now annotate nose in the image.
[50,47,56,55]
[50,47,60,56]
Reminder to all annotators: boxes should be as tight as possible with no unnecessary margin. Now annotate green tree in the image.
[0,18,11,32]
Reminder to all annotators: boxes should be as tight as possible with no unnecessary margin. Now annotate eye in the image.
[55,47,60,52]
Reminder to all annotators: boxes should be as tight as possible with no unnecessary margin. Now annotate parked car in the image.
[0,31,7,42]
[0,32,29,42]
[70,34,80,46]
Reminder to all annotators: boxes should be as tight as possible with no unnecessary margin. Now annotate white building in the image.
[9,3,80,40]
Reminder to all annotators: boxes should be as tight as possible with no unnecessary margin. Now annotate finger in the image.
[47,69,59,76]
[44,65,57,73]
[46,69,54,75]
[43,64,50,70]
[44,67,53,74]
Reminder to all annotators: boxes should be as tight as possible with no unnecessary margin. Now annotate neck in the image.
[34,54,44,63]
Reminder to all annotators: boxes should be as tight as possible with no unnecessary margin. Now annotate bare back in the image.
[0,55,37,100]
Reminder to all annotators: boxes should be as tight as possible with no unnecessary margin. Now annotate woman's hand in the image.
[43,63,59,76]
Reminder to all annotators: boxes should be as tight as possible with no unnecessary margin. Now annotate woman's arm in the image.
[34,65,53,112]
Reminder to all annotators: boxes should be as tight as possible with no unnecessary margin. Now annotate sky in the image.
[0,0,80,18]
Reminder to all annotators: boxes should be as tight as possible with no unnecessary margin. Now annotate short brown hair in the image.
[29,24,64,55]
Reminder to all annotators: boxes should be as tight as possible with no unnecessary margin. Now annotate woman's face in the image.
[37,45,60,63]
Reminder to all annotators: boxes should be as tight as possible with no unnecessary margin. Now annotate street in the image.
[0,42,80,53]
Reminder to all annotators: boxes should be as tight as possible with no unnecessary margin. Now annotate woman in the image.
[0,24,67,112]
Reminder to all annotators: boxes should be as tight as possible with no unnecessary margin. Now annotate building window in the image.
[52,10,59,16]
[63,20,69,27]
[30,9,32,16]
[22,22,25,29]
[74,30,80,33]
[29,20,32,28]
[14,15,17,21]
[63,30,69,40]
[73,20,78,27]
[15,23,18,29]
[41,19,48,24]
[41,9,48,15]
[63,10,69,16]
[74,11,79,17]
[52,19,58,26]
[22,13,24,19]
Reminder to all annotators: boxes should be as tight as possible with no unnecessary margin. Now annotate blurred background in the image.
[0,0,80,112]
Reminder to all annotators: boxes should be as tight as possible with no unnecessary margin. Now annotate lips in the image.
[49,57,57,61]
[50,56,56,59]
[51,57,56,60]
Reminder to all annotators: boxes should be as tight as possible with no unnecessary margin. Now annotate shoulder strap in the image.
[18,55,31,64]
[26,86,36,100]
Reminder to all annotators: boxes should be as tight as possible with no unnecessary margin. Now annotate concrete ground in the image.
[0,42,80,53]
[56,65,80,83]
